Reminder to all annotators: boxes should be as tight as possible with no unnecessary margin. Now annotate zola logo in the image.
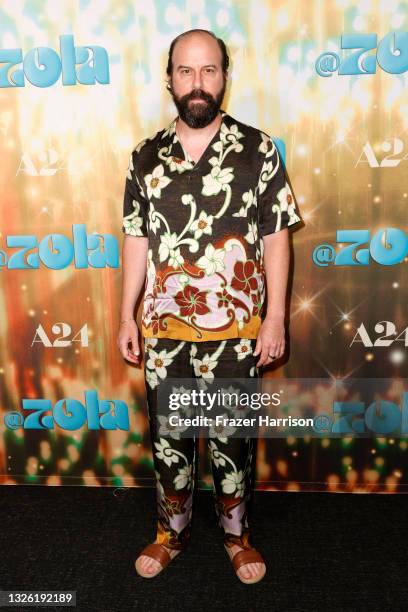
[0,34,110,88]
[315,32,408,77]
[0,224,119,270]
[312,228,408,267]
[3,390,130,431]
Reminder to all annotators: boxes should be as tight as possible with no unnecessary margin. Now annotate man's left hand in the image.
[253,317,286,367]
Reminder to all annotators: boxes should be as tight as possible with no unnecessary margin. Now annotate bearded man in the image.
[118,28,302,584]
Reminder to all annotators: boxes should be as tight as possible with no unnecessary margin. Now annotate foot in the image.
[136,540,181,576]
[224,543,266,583]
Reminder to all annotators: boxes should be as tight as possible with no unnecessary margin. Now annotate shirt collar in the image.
[158,109,230,165]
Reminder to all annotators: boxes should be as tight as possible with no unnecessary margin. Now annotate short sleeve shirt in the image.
[122,109,302,341]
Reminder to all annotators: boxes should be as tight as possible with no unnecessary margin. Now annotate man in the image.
[117,29,302,584]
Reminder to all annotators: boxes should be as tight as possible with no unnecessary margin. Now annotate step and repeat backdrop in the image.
[0,0,407,492]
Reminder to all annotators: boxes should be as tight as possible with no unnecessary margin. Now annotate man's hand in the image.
[117,320,141,365]
[253,317,285,367]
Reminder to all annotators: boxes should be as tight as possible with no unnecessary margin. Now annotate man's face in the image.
[168,33,227,129]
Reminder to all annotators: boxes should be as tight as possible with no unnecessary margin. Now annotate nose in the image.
[192,69,204,90]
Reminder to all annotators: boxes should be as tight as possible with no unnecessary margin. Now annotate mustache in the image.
[184,89,213,102]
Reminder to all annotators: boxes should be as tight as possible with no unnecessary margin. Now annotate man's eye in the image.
[181,69,190,74]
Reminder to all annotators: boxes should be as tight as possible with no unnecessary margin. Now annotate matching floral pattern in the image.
[144,337,258,550]
[122,110,302,341]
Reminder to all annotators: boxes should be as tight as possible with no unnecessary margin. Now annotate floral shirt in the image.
[122,109,302,341]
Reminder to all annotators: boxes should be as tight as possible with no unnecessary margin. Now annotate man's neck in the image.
[175,111,222,143]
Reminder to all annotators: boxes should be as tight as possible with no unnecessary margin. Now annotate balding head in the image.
[166,29,229,78]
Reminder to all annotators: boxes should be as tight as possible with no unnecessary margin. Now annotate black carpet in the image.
[0,486,407,611]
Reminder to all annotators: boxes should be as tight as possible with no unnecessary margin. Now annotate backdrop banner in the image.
[0,0,407,493]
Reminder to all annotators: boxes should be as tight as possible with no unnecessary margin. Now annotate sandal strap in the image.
[232,548,264,572]
[140,543,172,568]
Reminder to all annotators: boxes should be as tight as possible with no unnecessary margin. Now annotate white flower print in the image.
[145,368,159,389]
[244,220,258,244]
[146,349,173,379]
[208,416,237,443]
[208,156,219,167]
[154,438,180,468]
[202,165,234,197]
[190,211,213,240]
[196,243,225,275]
[233,339,252,361]
[123,208,143,236]
[168,247,184,268]
[157,413,189,440]
[166,155,194,173]
[145,337,158,351]
[174,464,193,490]
[221,469,245,497]
[192,353,218,382]
[158,232,178,263]
[144,164,172,199]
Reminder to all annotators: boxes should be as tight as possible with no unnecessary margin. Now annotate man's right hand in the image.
[117,320,141,364]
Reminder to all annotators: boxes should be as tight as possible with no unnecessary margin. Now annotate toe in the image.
[238,564,251,579]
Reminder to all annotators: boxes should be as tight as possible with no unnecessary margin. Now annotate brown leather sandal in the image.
[225,545,266,584]
[135,543,180,578]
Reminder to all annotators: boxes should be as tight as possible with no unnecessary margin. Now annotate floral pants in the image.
[143,336,259,551]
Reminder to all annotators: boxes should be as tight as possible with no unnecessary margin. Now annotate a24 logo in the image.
[16,149,65,176]
[350,321,408,348]
[316,32,408,76]
[356,138,408,168]
[32,323,89,347]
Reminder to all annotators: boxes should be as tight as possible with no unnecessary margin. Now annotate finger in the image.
[119,336,140,363]
[275,340,285,359]
[127,343,141,362]
[126,352,140,364]
[261,343,279,367]
[118,338,130,360]
[256,344,270,367]
[128,345,140,362]
[130,334,140,355]
[253,336,262,357]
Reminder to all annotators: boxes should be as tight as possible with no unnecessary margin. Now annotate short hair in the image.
[166,29,230,77]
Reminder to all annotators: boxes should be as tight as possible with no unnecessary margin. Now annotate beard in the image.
[168,79,226,128]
